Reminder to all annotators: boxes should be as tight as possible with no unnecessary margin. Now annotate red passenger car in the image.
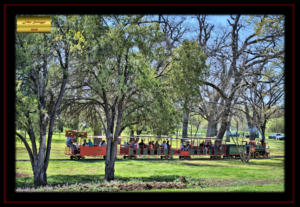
[64,130,107,160]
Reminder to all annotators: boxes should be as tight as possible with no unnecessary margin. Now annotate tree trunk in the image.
[194,121,201,137]
[217,105,231,140]
[33,164,47,187]
[182,110,189,138]
[58,120,64,133]
[225,114,233,142]
[206,119,218,137]
[249,126,257,141]
[105,137,118,181]
[93,125,102,145]
[16,132,47,187]
[260,124,266,142]
[105,159,115,181]
[225,126,231,142]
[72,115,79,130]
[244,104,256,140]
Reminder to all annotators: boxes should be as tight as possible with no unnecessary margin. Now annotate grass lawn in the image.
[15,132,285,192]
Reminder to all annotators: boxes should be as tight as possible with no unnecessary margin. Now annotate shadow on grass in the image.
[76,159,105,163]
[179,162,225,167]
[16,174,180,189]
[247,160,284,167]
[16,174,105,188]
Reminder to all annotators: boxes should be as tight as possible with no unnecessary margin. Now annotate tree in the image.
[122,15,188,138]
[201,15,284,140]
[68,15,166,181]
[195,15,230,138]
[239,15,284,141]
[241,64,284,141]
[15,16,81,187]
[168,40,208,138]
[231,135,251,163]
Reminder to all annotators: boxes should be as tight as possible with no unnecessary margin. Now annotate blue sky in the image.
[180,15,253,41]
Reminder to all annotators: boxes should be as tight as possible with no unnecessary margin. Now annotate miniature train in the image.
[64,130,269,160]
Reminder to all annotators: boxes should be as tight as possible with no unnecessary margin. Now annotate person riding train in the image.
[71,140,80,154]
[139,139,145,154]
[100,140,106,146]
[148,141,154,154]
[154,141,159,154]
[180,140,185,151]
[88,139,93,147]
[66,135,72,147]
[82,139,88,146]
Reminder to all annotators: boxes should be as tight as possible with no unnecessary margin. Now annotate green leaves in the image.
[168,40,208,107]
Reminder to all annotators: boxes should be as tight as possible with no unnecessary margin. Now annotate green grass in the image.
[15,132,285,192]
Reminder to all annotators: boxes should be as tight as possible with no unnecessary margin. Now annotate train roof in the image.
[86,135,222,140]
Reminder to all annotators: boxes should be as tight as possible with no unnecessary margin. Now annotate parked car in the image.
[268,133,284,140]
[276,135,285,140]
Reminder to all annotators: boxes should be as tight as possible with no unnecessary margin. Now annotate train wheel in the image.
[70,156,74,160]
[81,156,85,160]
